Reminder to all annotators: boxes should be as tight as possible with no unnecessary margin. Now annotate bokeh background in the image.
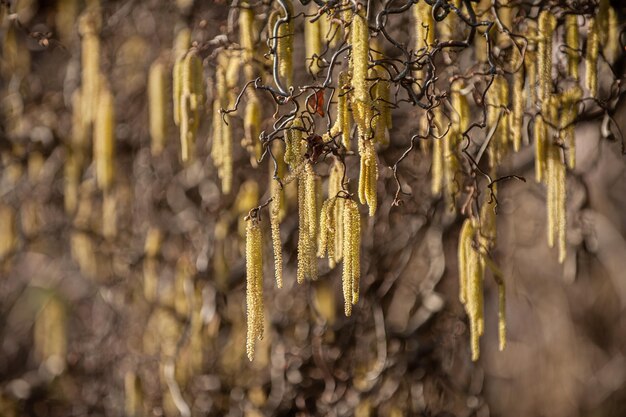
[1,1,626,416]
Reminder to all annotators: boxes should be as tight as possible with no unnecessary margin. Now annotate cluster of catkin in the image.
[414,1,620,359]
[172,40,203,164]
[68,5,117,241]
[457,203,506,361]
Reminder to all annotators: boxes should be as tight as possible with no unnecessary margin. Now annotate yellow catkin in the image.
[93,81,115,191]
[358,138,378,216]
[413,1,434,82]
[565,14,580,80]
[525,21,538,111]
[545,94,566,261]
[270,178,283,288]
[317,198,336,264]
[78,11,100,126]
[305,4,322,75]
[534,115,546,183]
[274,1,294,89]
[179,51,204,163]
[431,107,449,196]
[585,17,599,97]
[124,372,143,417]
[148,60,167,156]
[0,205,16,260]
[297,163,318,283]
[537,11,556,104]
[211,53,233,194]
[245,218,264,361]
[446,83,467,211]
[34,296,67,376]
[350,6,370,136]
[562,86,582,169]
[458,219,474,304]
[336,71,352,151]
[605,7,620,64]
[172,28,191,127]
[370,59,391,146]
[486,75,510,168]
[468,238,484,361]
[243,91,262,166]
[284,118,304,168]
[239,3,255,68]
[342,199,361,316]
[328,160,344,266]
[510,67,524,152]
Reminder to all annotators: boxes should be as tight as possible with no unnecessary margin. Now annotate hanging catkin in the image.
[342,199,361,316]
[148,59,167,156]
[172,27,191,127]
[350,6,370,137]
[245,217,264,361]
[78,10,101,126]
[537,11,556,104]
[585,17,599,97]
[178,50,204,163]
[412,0,434,82]
[93,81,115,191]
[297,163,318,283]
[270,175,284,288]
[304,4,322,75]
[328,160,344,267]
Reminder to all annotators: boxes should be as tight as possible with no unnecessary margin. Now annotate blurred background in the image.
[1,0,626,416]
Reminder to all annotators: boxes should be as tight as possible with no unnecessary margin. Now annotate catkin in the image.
[149,60,167,156]
[272,1,294,89]
[328,160,344,266]
[565,15,580,80]
[270,177,283,288]
[431,114,444,196]
[358,138,378,216]
[243,91,262,166]
[413,0,434,82]
[93,81,115,191]
[335,71,352,151]
[525,21,538,111]
[239,3,256,71]
[211,53,233,194]
[305,4,322,75]
[342,199,361,316]
[537,11,556,104]
[124,372,144,417]
[179,51,204,163]
[317,198,336,264]
[605,7,620,64]
[350,6,370,137]
[172,28,191,127]
[78,10,100,126]
[562,87,582,169]
[284,118,304,168]
[297,163,318,283]
[511,67,524,152]
[585,17,599,97]
[245,218,264,361]
[486,75,510,169]
[534,115,547,183]
[458,219,474,305]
